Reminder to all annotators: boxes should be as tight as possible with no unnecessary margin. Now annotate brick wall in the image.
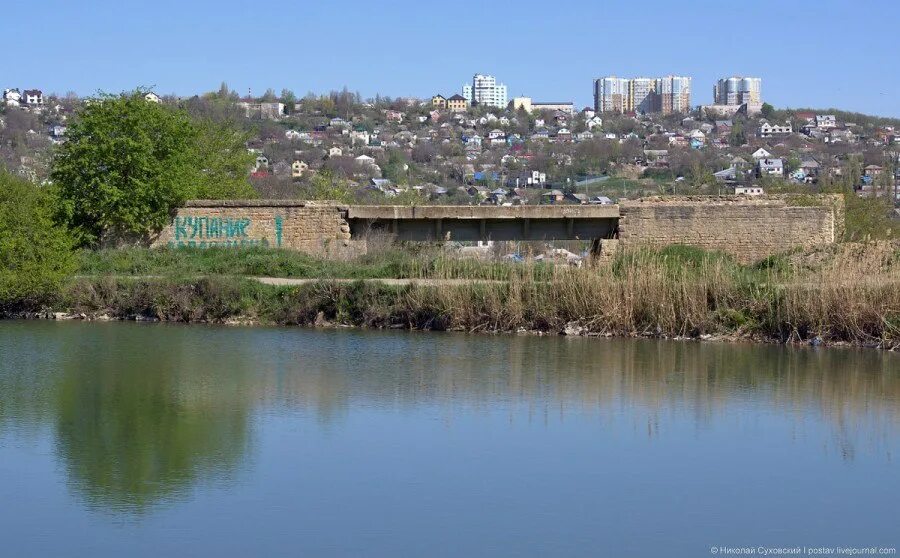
[153,200,360,256]
[618,195,843,263]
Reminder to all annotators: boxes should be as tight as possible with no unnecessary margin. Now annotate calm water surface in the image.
[0,321,897,557]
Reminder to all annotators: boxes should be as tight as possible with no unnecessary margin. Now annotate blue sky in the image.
[3,0,899,116]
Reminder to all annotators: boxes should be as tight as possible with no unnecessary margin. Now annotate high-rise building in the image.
[594,75,691,114]
[593,76,629,113]
[657,75,692,115]
[462,74,508,108]
[630,78,658,113]
[713,77,762,107]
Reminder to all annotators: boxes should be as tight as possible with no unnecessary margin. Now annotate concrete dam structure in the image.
[153,195,844,263]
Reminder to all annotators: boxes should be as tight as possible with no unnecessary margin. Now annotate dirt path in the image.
[254,277,505,287]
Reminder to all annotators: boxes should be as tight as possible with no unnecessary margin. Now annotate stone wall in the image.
[152,196,843,264]
[618,195,843,263]
[153,200,360,256]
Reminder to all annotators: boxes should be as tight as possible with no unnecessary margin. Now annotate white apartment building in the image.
[462,74,508,108]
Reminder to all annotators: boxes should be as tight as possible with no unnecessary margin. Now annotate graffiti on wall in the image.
[167,216,283,248]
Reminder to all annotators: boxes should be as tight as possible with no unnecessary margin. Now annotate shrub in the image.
[0,172,75,310]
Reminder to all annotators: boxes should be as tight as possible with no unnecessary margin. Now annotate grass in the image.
[76,245,556,282]
[55,241,900,349]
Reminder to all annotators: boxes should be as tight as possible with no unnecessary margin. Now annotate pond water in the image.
[0,321,897,556]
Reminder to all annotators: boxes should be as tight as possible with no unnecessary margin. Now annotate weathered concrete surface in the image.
[618,195,844,263]
[347,205,619,220]
[348,204,619,242]
[152,200,361,257]
[153,195,843,263]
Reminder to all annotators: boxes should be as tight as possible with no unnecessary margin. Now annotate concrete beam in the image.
[347,205,620,220]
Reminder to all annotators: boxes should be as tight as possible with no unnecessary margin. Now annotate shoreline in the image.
[5,243,899,352]
[5,288,894,352]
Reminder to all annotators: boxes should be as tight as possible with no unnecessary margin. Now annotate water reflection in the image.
[0,321,897,514]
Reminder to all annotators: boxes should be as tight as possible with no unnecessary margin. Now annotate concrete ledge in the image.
[185,199,349,209]
[347,205,621,220]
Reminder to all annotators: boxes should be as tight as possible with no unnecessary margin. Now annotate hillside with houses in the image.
[2,82,898,209]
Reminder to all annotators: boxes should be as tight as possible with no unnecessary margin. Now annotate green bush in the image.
[0,172,75,310]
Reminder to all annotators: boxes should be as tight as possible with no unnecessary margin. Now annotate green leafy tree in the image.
[192,119,256,199]
[728,119,746,146]
[306,170,356,204]
[52,91,254,247]
[0,171,74,309]
[760,103,775,119]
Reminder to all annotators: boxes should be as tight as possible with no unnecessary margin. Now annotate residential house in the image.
[463,134,482,149]
[447,94,468,112]
[758,122,792,138]
[385,110,404,123]
[565,192,588,204]
[688,129,706,148]
[828,128,855,143]
[644,149,669,167]
[328,146,343,157]
[254,155,269,171]
[864,165,883,177]
[3,88,21,107]
[589,195,614,205]
[350,129,370,145]
[585,115,603,130]
[237,100,284,119]
[487,129,506,145]
[486,188,508,204]
[799,159,820,177]
[431,95,447,110]
[144,92,161,103]
[731,155,749,169]
[355,154,376,167]
[715,120,734,135]
[368,178,393,192]
[22,89,43,106]
[510,170,546,187]
[757,158,784,176]
[668,135,688,147]
[816,115,837,129]
[500,154,517,166]
[751,148,773,160]
[541,190,565,204]
[713,167,737,183]
[291,160,309,178]
[735,186,764,195]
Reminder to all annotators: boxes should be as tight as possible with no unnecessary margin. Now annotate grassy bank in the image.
[75,245,551,281]
[37,242,899,349]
